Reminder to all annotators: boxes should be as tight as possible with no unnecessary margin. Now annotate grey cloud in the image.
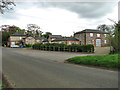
[1,2,116,20]
[34,2,115,19]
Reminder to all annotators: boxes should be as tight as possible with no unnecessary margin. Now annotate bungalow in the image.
[51,37,79,45]
[74,29,110,47]
[48,35,62,43]
[66,37,79,45]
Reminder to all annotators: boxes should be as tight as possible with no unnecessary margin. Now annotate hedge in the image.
[32,43,94,53]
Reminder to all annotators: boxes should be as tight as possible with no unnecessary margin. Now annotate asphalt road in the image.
[2,48,118,88]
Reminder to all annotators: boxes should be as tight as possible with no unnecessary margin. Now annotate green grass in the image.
[67,54,119,68]
[0,81,2,90]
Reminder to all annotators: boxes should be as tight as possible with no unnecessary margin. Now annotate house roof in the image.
[66,37,79,41]
[74,29,109,34]
[51,38,66,42]
[49,35,62,38]
[34,37,46,40]
[51,37,79,42]
[42,39,48,42]
[11,32,26,36]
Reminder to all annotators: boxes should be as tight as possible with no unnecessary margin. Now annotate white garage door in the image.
[96,39,101,47]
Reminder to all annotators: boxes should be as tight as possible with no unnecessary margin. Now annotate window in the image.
[29,37,31,40]
[20,37,22,40]
[89,41,91,44]
[37,40,39,43]
[104,34,107,37]
[90,33,93,37]
[97,34,100,37]
[104,40,107,44]
[69,42,71,45]
[76,42,78,44]
[92,40,94,44]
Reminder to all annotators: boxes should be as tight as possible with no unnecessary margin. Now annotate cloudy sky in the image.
[0,0,118,36]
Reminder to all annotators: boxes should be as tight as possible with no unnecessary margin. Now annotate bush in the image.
[25,44,31,47]
[32,43,94,52]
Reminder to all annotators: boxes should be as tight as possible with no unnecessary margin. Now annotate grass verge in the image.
[66,54,119,69]
[0,81,2,90]
[2,74,13,89]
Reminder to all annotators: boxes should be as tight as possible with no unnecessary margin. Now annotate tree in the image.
[0,0,16,14]
[1,25,25,46]
[43,32,52,38]
[112,20,120,53]
[107,19,120,53]
[97,24,114,33]
[27,24,42,37]
[14,26,24,34]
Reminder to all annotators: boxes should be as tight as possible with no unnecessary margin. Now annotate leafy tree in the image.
[112,21,120,53]
[14,26,24,34]
[43,32,52,38]
[2,31,12,45]
[1,25,25,45]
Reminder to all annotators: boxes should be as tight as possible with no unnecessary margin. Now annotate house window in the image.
[104,40,107,44]
[97,34,100,37]
[104,34,107,37]
[29,37,31,40]
[89,41,91,44]
[92,40,94,44]
[37,40,39,43]
[69,42,71,45]
[90,33,93,37]
[20,37,22,40]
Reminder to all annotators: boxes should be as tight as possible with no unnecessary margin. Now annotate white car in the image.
[11,45,19,48]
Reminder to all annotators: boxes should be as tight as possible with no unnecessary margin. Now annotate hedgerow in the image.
[32,43,94,53]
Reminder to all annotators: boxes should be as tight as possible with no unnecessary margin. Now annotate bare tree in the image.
[0,0,16,14]
[27,24,42,37]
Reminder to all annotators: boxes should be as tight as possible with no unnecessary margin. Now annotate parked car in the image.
[11,44,19,48]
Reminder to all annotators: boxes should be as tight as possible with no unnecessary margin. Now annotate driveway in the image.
[4,47,106,63]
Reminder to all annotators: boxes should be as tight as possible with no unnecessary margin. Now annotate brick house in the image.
[48,35,62,43]
[25,36,47,45]
[25,36,36,45]
[8,32,26,47]
[74,29,109,47]
[66,37,79,45]
[51,37,79,45]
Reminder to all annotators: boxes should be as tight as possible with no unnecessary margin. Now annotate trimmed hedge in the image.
[25,44,32,47]
[32,43,94,53]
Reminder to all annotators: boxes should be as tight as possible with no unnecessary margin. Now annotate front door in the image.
[96,39,101,47]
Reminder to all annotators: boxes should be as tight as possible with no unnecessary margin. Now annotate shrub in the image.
[32,43,94,52]
[25,44,31,47]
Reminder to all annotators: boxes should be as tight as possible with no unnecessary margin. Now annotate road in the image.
[2,48,118,88]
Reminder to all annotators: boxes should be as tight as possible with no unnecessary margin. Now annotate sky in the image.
[0,0,119,36]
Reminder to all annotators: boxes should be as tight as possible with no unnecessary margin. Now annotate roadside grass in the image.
[66,54,119,68]
[0,81,2,90]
